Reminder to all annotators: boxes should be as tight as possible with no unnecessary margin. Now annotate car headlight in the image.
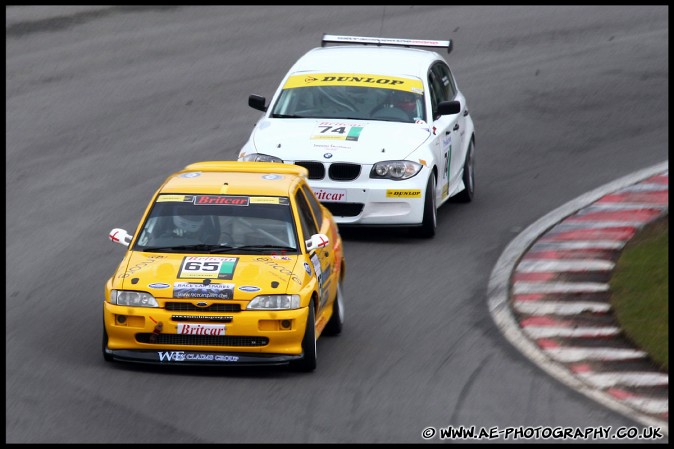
[111,290,159,308]
[370,160,422,180]
[239,153,284,163]
[247,294,300,310]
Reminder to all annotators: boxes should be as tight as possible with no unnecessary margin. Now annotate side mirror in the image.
[109,228,132,247]
[248,94,267,112]
[436,100,461,116]
[305,233,329,252]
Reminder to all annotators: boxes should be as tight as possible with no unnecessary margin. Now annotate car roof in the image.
[286,45,444,79]
[158,161,309,197]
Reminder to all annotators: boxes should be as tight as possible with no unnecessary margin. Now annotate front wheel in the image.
[291,301,317,372]
[102,324,113,362]
[416,174,437,238]
[323,281,344,336]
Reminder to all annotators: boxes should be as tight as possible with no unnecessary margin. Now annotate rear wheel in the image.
[323,281,344,336]
[454,140,475,203]
[417,174,437,238]
[291,301,317,372]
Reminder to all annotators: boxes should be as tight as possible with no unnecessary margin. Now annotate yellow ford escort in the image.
[104,161,345,371]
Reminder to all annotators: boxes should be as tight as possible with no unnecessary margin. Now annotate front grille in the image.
[329,163,361,181]
[136,334,269,347]
[323,202,364,217]
[165,302,241,312]
[294,161,325,180]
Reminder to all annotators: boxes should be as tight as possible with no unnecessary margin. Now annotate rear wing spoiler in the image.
[321,34,452,54]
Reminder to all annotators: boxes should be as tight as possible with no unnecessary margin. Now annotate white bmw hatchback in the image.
[238,34,476,238]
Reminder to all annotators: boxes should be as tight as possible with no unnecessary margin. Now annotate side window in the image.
[427,72,442,120]
[432,63,456,100]
[300,184,325,232]
[295,188,319,241]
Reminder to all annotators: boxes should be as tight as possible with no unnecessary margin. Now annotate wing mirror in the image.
[109,228,132,247]
[248,94,267,112]
[436,100,461,116]
[305,233,330,252]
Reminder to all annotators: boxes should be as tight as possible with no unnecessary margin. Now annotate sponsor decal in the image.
[255,257,302,285]
[310,254,323,286]
[173,282,235,299]
[304,262,312,275]
[118,257,162,279]
[313,188,347,202]
[172,315,232,322]
[178,256,239,280]
[310,254,332,308]
[250,197,281,204]
[262,174,282,180]
[157,351,240,362]
[311,122,364,141]
[312,143,351,150]
[179,172,201,178]
[283,73,423,92]
[156,194,191,203]
[194,195,249,206]
[148,283,170,289]
[386,190,422,198]
[442,183,449,199]
[177,323,225,336]
[238,286,261,292]
[270,255,291,260]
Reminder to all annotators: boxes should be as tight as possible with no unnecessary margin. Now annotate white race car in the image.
[239,34,476,238]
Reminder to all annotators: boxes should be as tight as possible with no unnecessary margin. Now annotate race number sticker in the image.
[311,122,364,141]
[178,257,239,280]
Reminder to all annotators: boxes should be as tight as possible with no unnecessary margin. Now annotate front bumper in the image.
[103,302,309,364]
[105,348,302,366]
[309,166,430,225]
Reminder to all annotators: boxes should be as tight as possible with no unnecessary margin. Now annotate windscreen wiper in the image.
[209,245,298,254]
[142,244,220,252]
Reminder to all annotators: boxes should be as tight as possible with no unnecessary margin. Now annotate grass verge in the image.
[610,214,668,371]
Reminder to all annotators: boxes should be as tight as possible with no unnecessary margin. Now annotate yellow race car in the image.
[103,161,346,371]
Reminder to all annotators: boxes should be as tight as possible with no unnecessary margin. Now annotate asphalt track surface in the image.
[6,5,669,444]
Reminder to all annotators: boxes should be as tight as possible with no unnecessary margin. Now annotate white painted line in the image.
[517,259,614,272]
[617,183,669,192]
[545,347,647,362]
[578,372,669,388]
[523,326,620,338]
[530,240,625,250]
[623,397,669,415]
[514,282,609,294]
[514,301,611,315]
[554,221,643,230]
[583,202,667,211]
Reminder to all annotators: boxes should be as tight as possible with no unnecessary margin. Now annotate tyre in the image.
[453,140,475,203]
[102,325,113,362]
[291,300,317,372]
[323,281,344,336]
[417,174,437,238]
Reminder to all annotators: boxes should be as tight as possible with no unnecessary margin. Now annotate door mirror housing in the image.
[109,228,132,247]
[305,233,329,252]
[248,94,267,112]
[436,100,461,116]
